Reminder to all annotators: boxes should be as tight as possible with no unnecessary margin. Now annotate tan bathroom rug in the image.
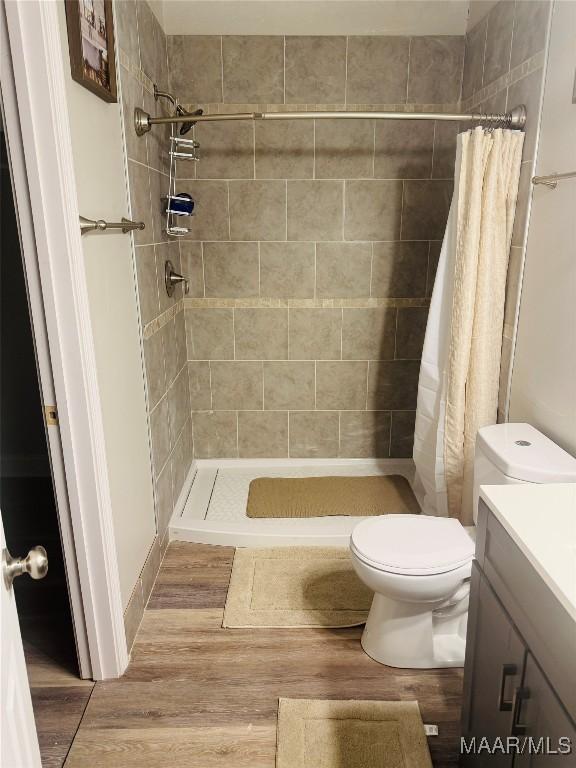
[222,547,372,628]
[276,698,433,768]
[246,474,420,518]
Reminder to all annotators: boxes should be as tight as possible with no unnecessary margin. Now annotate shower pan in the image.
[170,458,416,547]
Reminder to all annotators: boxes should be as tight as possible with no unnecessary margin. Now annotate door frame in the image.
[1,0,128,679]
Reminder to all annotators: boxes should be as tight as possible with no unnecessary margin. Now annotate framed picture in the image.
[64,0,117,103]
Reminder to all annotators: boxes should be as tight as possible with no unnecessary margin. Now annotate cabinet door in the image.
[513,654,576,767]
[461,565,526,767]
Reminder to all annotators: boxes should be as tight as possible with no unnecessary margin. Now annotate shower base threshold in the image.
[170,458,416,548]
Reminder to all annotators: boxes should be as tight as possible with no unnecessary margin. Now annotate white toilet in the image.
[350,423,576,669]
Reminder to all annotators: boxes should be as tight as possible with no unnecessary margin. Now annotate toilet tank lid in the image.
[476,423,576,484]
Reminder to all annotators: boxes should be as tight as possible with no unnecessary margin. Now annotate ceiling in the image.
[153,1,473,37]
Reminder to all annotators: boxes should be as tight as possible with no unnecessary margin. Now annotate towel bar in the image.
[79,216,145,235]
[531,170,576,189]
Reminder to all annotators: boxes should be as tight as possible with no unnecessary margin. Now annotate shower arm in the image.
[134,104,527,136]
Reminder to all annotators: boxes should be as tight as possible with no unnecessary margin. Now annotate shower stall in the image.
[113,4,538,547]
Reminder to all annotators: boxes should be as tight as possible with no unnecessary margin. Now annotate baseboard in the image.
[123,527,170,652]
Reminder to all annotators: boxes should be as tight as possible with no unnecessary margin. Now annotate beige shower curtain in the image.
[444,127,524,523]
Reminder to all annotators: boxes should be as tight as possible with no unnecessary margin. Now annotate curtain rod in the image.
[134,104,527,136]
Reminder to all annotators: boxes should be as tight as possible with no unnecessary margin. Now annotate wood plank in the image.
[146,542,234,609]
[66,726,276,768]
[30,685,93,768]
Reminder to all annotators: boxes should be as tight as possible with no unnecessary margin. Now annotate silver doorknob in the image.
[2,546,48,588]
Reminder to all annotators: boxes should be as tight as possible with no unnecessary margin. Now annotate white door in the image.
[0,511,42,768]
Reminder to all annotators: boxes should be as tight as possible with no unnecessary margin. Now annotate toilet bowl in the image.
[351,515,474,668]
[350,423,576,669]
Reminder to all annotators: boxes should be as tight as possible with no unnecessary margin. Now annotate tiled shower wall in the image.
[115,0,548,469]
[461,0,551,421]
[167,34,464,458]
[115,0,192,546]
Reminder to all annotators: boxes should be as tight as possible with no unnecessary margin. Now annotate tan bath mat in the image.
[246,475,419,518]
[276,699,433,768]
[223,547,372,628]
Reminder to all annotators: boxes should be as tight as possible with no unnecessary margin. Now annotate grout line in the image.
[399,180,405,241]
[389,411,393,457]
[220,36,224,103]
[431,120,437,179]
[258,241,261,297]
[393,307,399,360]
[173,176,454,183]
[285,179,288,240]
[338,410,341,456]
[236,411,239,457]
[261,360,265,409]
[365,361,370,410]
[405,38,412,104]
[508,1,517,77]
[369,242,374,297]
[252,121,256,180]
[208,360,213,410]
[313,119,316,179]
[283,36,286,105]
[226,181,231,239]
[314,361,317,409]
[425,241,432,297]
[480,9,489,90]
[342,180,346,241]
[191,407,412,413]
[189,358,403,364]
[201,241,206,296]
[313,242,317,299]
[232,308,236,360]
[287,305,290,360]
[344,36,349,106]
[372,119,376,178]
[340,307,343,360]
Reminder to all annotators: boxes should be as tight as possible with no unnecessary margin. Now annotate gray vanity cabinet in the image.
[461,500,576,767]
[461,564,526,767]
[514,655,576,767]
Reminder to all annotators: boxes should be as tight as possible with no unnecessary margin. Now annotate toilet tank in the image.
[472,423,576,523]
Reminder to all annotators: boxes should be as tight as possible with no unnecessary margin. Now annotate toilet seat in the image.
[350,514,475,576]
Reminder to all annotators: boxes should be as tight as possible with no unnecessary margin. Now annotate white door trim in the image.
[2,0,128,679]
[0,5,91,680]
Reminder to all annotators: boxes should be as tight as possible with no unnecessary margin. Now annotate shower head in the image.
[153,85,203,135]
[176,105,204,135]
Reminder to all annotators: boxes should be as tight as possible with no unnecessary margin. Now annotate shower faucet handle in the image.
[165,260,190,297]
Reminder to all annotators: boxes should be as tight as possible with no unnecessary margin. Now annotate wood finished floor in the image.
[60,542,463,767]
[24,618,95,768]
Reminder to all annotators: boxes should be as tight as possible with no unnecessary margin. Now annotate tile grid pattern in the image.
[461,0,551,422]
[166,33,464,459]
[114,1,194,578]
[117,5,548,462]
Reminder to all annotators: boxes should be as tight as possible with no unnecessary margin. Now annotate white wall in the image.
[57,5,156,608]
[158,0,469,36]
[509,0,576,455]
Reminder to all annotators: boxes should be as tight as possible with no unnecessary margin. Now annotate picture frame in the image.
[64,0,117,103]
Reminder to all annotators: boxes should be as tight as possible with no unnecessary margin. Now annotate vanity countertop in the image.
[479,483,576,621]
